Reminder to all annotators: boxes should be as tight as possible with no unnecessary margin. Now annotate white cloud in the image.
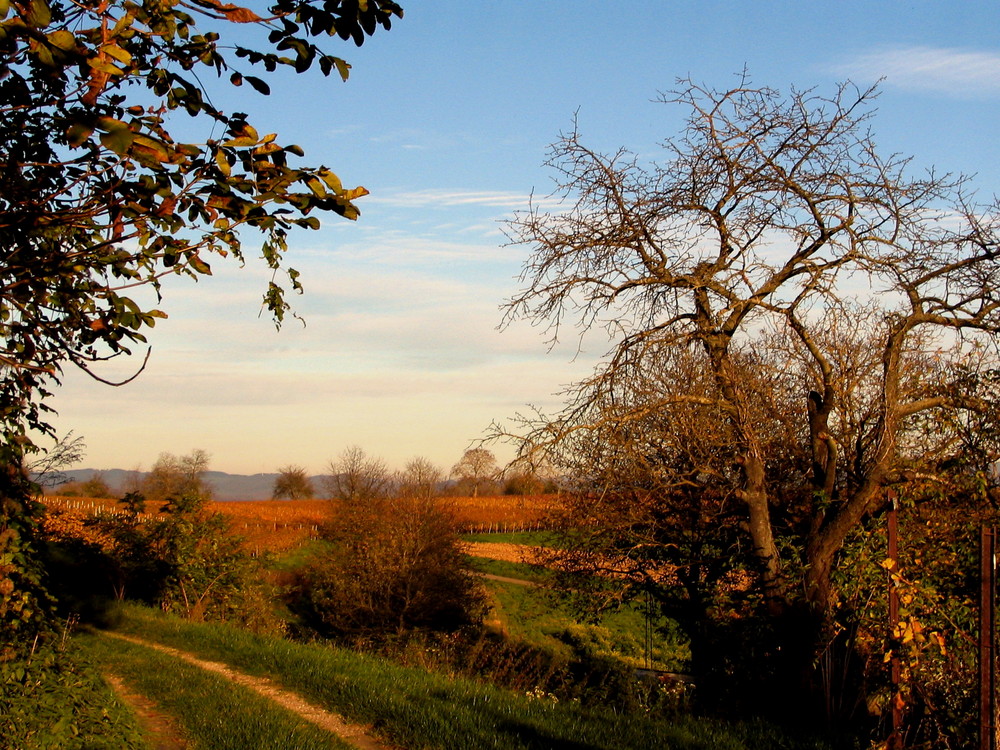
[370,188,560,210]
[830,46,1000,98]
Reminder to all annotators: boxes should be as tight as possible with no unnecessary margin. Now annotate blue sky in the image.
[48,1,1000,478]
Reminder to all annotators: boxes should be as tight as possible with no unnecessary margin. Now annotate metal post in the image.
[980,525,996,750]
[887,491,902,750]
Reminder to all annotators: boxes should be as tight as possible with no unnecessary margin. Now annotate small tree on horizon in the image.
[272,465,315,501]
[323,446,391,503]
[450,448,498,497]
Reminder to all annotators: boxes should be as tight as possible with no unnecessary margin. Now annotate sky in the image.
[47,0,1000,478]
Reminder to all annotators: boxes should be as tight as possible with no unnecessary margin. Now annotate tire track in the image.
[102,632,395,750]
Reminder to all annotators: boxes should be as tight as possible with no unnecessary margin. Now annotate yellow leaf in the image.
[101,43,132,65]
[343,186,370,201]
[88,58,125,76]
[214,149,231,177]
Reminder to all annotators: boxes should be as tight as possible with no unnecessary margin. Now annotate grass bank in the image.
[97,604,829,750]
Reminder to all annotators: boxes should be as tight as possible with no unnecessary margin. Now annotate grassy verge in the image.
[103,604,829,750]
[461,530,560,545]
[264,537,334,572]
[483,577,689,672]
[77,632,353,750]
[466,555,553,583]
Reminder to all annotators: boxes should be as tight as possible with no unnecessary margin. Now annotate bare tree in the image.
[272,465,315,500]
[323,446,391,503]
[450,448,498,497]
[500,76,1000,714]
[26,432,86,489]
[397,457,442,501]
[142,450,213,506]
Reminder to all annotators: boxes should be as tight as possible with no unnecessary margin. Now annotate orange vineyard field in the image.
[41,494,557,554]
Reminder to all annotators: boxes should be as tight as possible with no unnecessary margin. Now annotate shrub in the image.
[292,495,486,637]
[0,640,145,749]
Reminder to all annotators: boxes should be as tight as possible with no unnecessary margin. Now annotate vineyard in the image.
[41,494,558,554]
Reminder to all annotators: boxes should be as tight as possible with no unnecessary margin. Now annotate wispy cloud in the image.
[369,188,564,211]
[829,46,1000,98]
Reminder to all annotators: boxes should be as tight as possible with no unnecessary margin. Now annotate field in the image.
[41,493,556,554]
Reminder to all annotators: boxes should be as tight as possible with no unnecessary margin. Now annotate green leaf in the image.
[88,58,125,76]
[46,29,76,51]
[245,76,270,95]
[188,254,212,275]
[100,128,135,156]
[24,0,50,27]
[65,121,95,148]
[304,176,326,197]
[318,168,342,193]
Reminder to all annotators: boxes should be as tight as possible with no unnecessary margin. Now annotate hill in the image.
[56,468,316,501]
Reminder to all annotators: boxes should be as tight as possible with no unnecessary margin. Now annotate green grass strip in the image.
[482,576,689,672]
[105,604,829,750]
[77,631,354,750]
[460,530,562,546]
[466,554,553,583]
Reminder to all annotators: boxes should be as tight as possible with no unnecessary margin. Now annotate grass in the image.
[78,632,353,750]
[465,551,689,671]
[481,576,690,672]
[264,536,335,572]
[466,554,553,583]
[461,530,562,546]
[97,604,829,750]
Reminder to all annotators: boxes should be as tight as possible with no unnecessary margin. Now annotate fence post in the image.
[887,491,902,750]
[981,525,997,750]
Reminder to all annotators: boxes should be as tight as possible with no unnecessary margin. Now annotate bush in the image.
[292,495,486,638]
[88,491,279,631]
[0,641,145,749]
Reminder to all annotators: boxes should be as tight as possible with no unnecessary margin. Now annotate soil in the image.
[463,541,539,564]
[103,673,189,750]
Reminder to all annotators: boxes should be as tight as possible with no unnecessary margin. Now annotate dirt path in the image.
[103,632,395,750]
[480,572,540,587]
[104,673,189,750]
[463,541,538,564]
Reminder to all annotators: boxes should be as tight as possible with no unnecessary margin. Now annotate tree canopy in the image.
[0,0,402,449]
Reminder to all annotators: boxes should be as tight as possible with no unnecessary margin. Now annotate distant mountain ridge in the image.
[55,468,325,501]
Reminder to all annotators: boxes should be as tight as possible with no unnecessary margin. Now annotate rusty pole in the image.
[887,491,902,749]
[980,525,996,750]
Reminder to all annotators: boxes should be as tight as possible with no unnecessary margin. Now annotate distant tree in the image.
[142,450,212,507]
[450,448,498,497]
[272,465,314,500]
[60,472,113,498]
[323,446,390,503]
[120,466,145,497]
[397,457,442,501]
